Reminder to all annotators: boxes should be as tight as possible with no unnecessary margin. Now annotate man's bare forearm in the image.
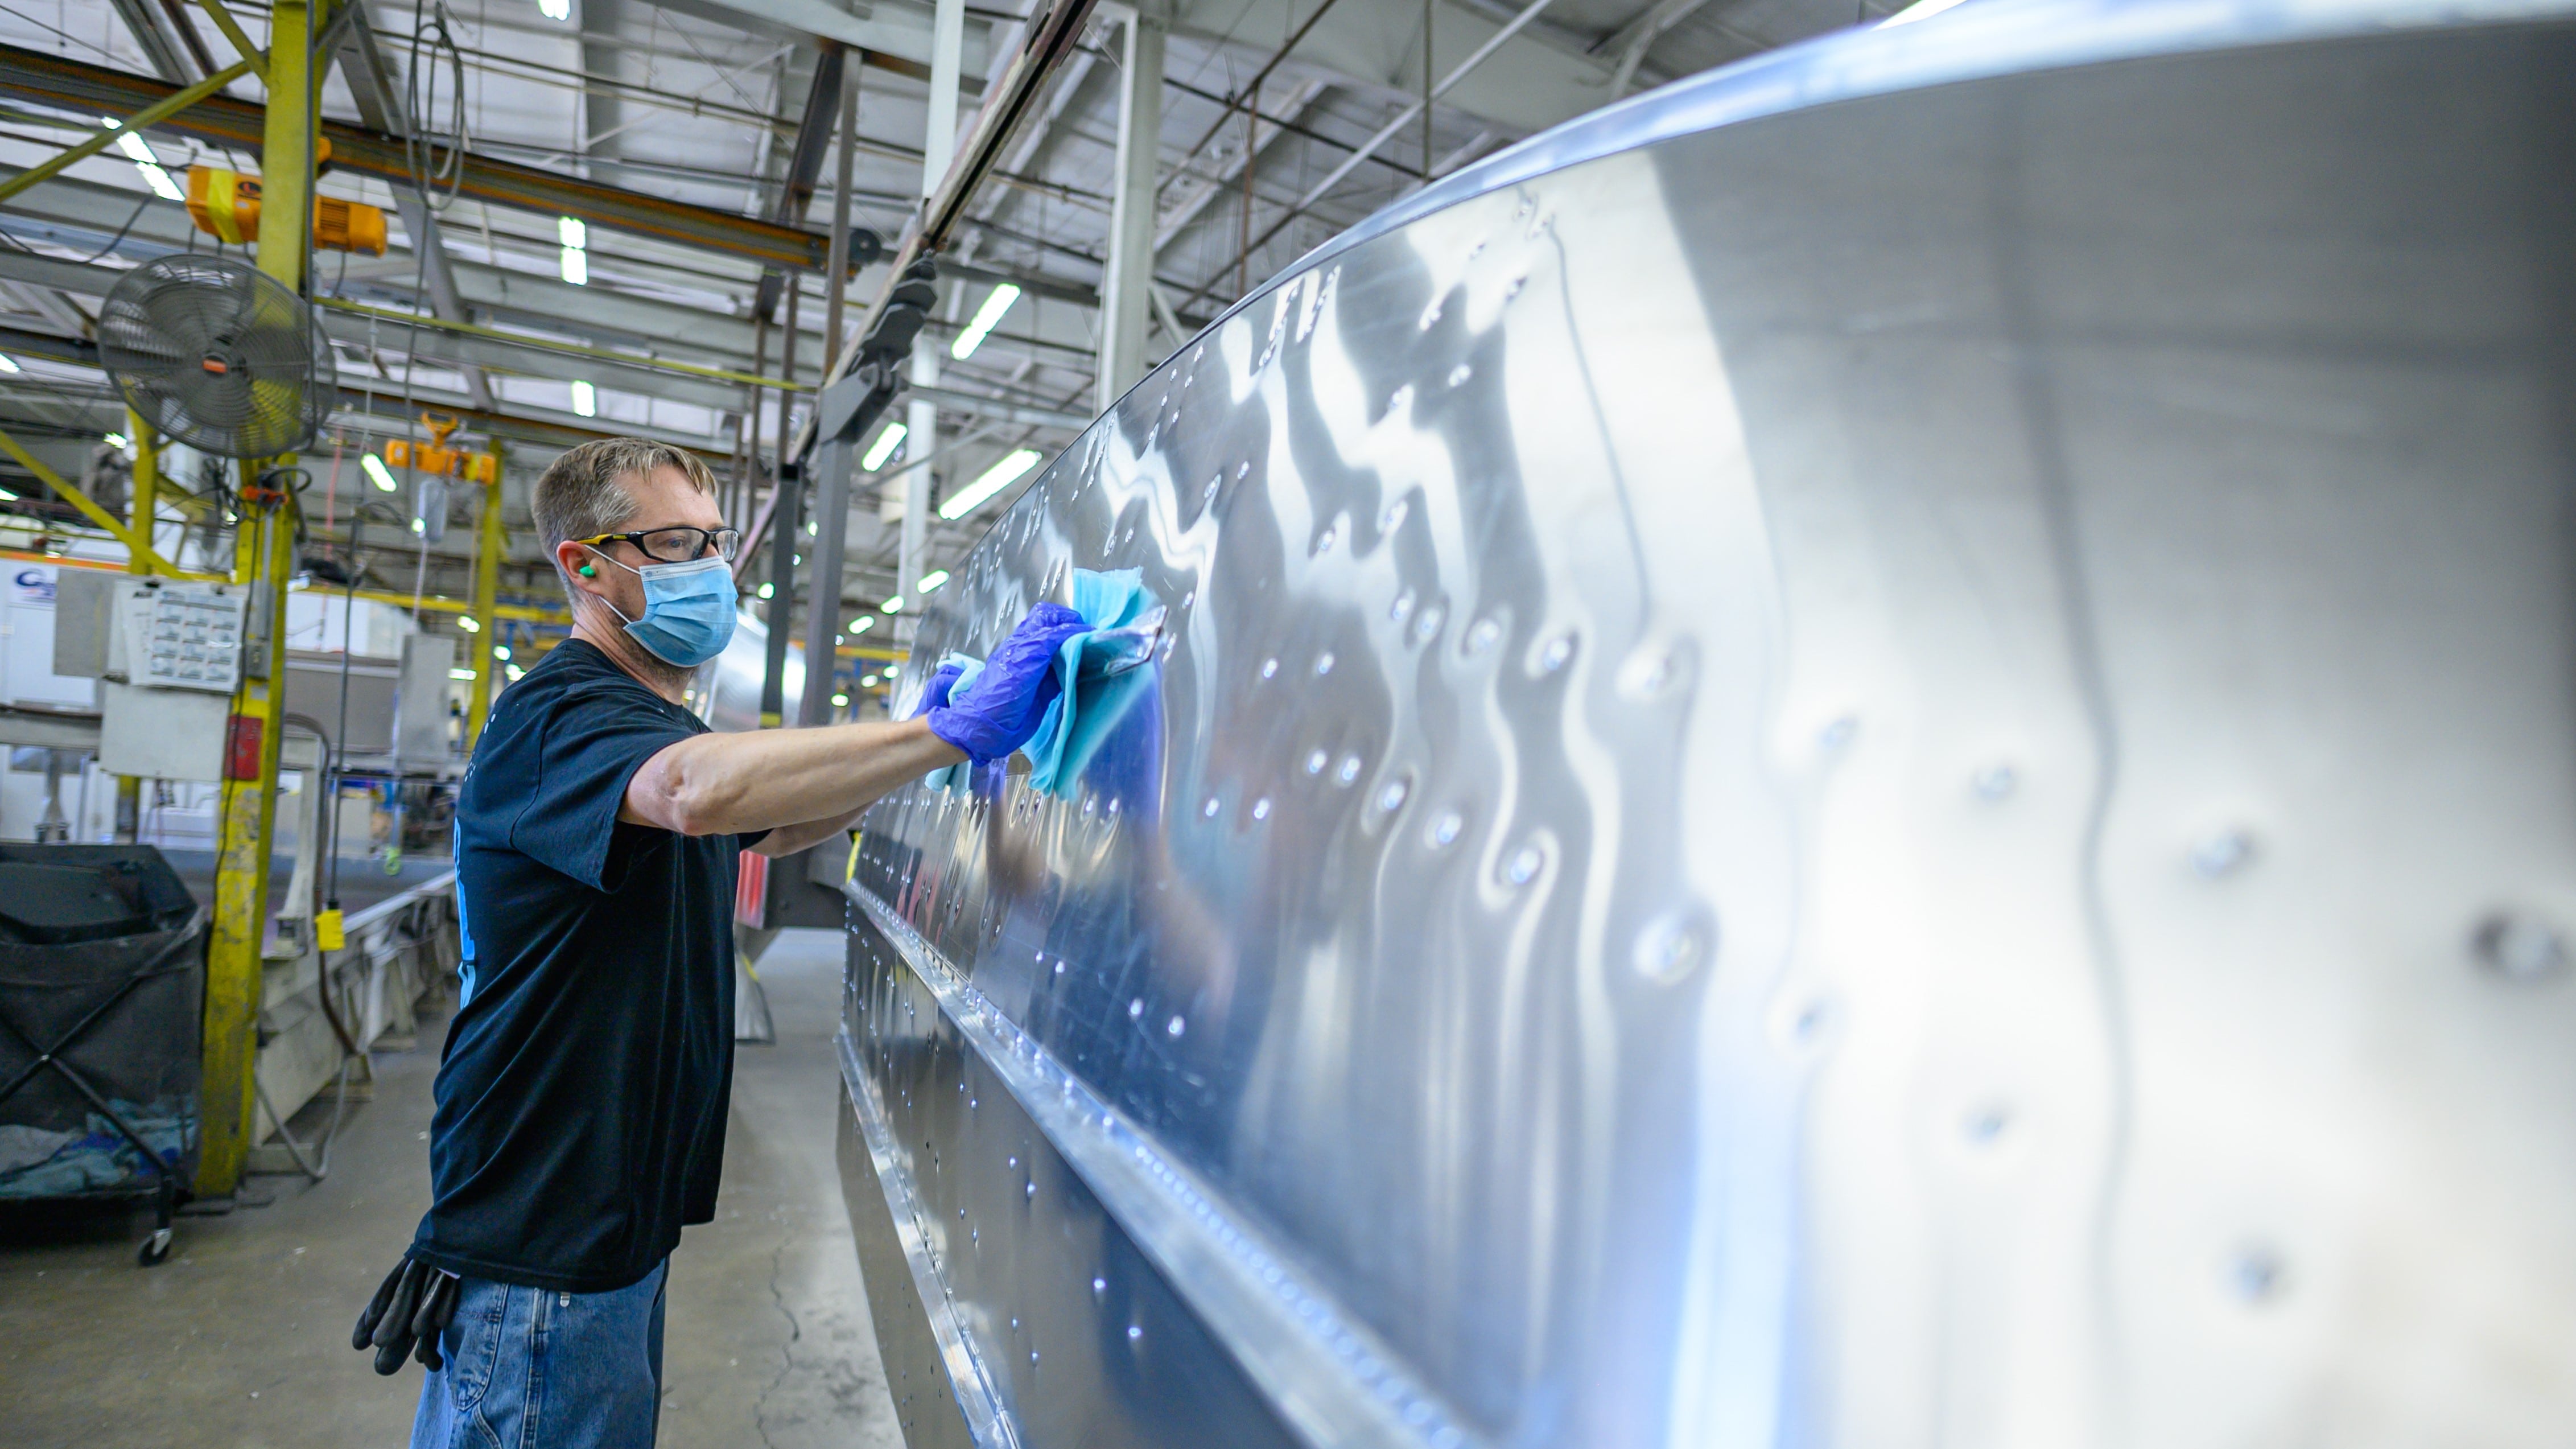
[752,810,867,859]
[622,716,963,837]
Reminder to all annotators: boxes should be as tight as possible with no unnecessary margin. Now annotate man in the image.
[350,438,1082,1447]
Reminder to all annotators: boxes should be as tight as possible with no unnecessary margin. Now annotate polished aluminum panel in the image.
[837,4,2576,1446]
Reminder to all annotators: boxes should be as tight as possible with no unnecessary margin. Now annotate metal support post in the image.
[799,433,850,727]
[464,446,502,746]
[1096,0,1167,414]
[759,466,800,729]
[897,0,964,615]
[199,0,314,1197]
[114,410,158,843]
[901,344,934,609]
[821,75,859,377]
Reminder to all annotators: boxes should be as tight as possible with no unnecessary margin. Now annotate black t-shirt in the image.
[411,639,760,1294]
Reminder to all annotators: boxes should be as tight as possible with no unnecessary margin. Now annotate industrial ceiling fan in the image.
[96,254,336,459]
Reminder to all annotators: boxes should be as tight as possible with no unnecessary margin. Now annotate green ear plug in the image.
[579,564,596,577]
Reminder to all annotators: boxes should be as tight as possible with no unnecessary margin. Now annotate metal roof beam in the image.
[0,43,836,272]
[754,42,850,320]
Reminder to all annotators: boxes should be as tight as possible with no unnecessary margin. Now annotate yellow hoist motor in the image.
[186,163,388,256]
[386,413,500,484]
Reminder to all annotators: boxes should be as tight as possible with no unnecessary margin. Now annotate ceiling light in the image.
[571,380,596,417]
[104,431,129,448]
[860,674,879,688]
[803,518,818,536]
[831,692,850,707]
[558,216,586,249]
[851,616,874,635]
[364,454,398,491]
[493,645,512,660]
[560,246,587,286]
[456,615,480,633]
[881,594,904,614]
[506,662,525,680]
[756,581,774,599]
[949,283,1020,361]
[0,486,18,501]
[538,0,572,20]
[861,423,906,471]
[0,354,19,374]
[939,448,1041,520]
[101,118,184,201]
[917,569,949,594]
[447,667,477,681]
[1880,0,1970,24]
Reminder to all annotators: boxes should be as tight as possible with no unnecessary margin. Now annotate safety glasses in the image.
[575,525,741,563]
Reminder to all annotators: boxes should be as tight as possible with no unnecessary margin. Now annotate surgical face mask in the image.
[588,549,737,667]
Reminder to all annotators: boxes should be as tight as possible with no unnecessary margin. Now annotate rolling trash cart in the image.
[0,845,208,1266]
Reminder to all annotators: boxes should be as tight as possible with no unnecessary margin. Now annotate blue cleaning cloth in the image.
[1023,568,1158,798]
[919,651,986,796]
[914,569,1160,798]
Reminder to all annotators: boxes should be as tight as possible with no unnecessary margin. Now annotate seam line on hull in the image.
[845,884,1486,1449]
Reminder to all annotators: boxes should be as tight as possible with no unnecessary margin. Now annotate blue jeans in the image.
[410,1261,667,1449]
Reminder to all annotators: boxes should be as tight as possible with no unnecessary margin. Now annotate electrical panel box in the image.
[283,649,401,758]
[96,579,248,783]
[50,568,114,680]
[394,633,454,769]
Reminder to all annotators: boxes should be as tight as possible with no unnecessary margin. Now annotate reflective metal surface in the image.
[838,3,2576,1445]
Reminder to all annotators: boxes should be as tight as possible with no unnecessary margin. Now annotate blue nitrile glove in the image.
[924,603,1089,764]
[909,662,965,719]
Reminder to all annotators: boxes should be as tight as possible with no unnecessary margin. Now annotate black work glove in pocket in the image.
[351,1255,461,1375]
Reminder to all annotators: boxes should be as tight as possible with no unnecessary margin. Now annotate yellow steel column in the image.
[114,411,159,843]
[198,0,317,1197]
[465,446,503,746]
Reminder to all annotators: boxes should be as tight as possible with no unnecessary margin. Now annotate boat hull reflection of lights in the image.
[834,6,2576,1449]
[938,448,1041,520]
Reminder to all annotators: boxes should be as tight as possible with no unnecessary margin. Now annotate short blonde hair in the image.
[531,438,720,594]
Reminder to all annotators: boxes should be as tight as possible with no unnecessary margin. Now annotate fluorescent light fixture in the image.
[0,354,19,374]
[1880,0,1970,24]
[850,616,874,635]
[917,569,949,594]
[102,119,184,200]
[939,448,1041,520]
[558,216,587,249]
[756,581,774,599]
[410,516,426,535]
[860,423,905,471]
[803,518,818,536]
[880,594,904,614]
[0,485,18,501]
[448,667,477,681]
[493,645,512,661]
[560,246,588,285]
[538,0,571,17]
[831,692,850,707]
[570,380,596,417]
[364,454,399,491]
[949,283,1020,360]
[456,615,481,633]
[104,431,129,448]
[885,662,901,677]
[860,674,879,688]
[506,663,526,681]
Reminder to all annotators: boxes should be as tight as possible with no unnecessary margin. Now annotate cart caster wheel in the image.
[137,1228,172,1266]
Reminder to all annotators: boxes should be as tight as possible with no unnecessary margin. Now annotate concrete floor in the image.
[0,929,905,1449]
